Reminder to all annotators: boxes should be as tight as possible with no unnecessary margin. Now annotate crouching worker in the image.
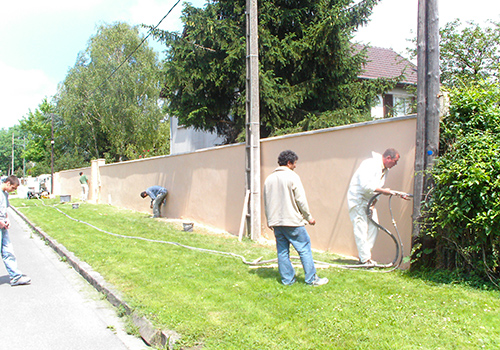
[264,150,328,286]
[140,186,168,218]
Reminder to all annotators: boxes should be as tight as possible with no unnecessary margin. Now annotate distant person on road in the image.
[1,175,31,286]
[79,172,89,201]
[140,186,168,218]
[264,150,329,286]
[347,148,403,266]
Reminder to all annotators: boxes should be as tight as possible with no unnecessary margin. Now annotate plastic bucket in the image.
[183,222,194,232]
[60,195,71,203]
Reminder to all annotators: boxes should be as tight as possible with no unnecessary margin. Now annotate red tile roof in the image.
[357,45,417,85]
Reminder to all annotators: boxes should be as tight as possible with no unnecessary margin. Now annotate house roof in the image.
[357,46,417,85]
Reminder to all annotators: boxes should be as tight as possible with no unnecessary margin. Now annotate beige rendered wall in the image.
[57,167,91,201]
[55,115,416,264]
[260,116,416,265]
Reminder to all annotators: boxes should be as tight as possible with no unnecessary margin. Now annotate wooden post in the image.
[412,0,440,239]
[245,0,261,241]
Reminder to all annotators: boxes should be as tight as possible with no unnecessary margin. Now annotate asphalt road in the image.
[0,207,149,350]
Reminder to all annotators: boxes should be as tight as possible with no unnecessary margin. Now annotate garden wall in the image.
[56,115,416,265]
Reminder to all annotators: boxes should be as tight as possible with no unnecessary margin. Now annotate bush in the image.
[416,80,500,286]
[440,80,500,153]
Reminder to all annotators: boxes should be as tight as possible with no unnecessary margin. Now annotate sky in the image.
[1,0,499,130]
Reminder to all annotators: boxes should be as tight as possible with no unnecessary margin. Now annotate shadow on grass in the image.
[249,267,281,284]
[249,266,323,285]
[404,268,499,291]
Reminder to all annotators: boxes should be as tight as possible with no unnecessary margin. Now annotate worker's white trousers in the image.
[349,204,379,263]
[81,184,89,201]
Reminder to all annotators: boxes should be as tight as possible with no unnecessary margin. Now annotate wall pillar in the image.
[90,159,105,204]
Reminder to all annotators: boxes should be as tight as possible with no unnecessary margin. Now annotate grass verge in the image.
[11,197,500,349]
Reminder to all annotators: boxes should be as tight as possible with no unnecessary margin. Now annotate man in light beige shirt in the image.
[264,150,328,286]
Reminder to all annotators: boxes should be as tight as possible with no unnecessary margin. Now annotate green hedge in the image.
[417,80,500,285]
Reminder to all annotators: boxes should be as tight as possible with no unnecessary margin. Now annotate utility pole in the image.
[413,0,440,239]
[23,136,26,179]
[245,0,261,240]
[11,132,14,176]
[51,114,55,194]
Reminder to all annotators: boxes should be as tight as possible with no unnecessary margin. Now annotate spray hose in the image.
[26,194,410,271]
[330,190,412,272]
[367,191,412,270]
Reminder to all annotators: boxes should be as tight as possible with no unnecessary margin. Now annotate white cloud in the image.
[355,0,417,55]
[355,0,500,58]
[0,61,58,129]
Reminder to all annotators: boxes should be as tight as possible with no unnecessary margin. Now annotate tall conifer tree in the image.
[153,0,393,143]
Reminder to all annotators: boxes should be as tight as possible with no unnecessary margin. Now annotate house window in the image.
[383,94,414,118]
[394,95,414,117]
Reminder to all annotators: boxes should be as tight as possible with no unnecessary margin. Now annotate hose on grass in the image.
[29,195,410,271]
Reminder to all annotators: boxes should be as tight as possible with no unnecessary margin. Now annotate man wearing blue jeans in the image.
[264,150,328,286]
[1,175,31,286]
[141,186,168,218]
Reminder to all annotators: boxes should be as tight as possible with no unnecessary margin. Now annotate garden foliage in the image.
[418,80,500,285]
[150,0,399,143]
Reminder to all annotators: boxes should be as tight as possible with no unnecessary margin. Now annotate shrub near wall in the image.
[417,81,500,285]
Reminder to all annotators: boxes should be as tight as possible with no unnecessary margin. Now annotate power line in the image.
[89,0,181,98]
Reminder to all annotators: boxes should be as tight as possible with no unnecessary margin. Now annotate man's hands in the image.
[0,220,10,229]
[308,218,316,226]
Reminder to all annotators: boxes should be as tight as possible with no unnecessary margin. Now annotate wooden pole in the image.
[11,132,14,176]
[412,0,440,239]
[51,114,55,194]
[245,0,261,241]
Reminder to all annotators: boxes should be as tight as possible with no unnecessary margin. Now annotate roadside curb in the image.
[12,206,181,349]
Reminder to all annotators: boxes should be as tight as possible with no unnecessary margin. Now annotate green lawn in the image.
[11,197,500,349]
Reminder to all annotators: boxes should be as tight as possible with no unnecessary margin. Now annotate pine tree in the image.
[152,0,393,143]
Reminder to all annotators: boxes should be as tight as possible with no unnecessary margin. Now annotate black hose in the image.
[333,191,411,271]
[366,193,404,269]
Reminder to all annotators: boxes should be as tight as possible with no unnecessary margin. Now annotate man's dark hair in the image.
[383,148,399,159]
[79,172,83,176]
[5,175,19,186]
[140,191,148,198]
[277,150,299,166]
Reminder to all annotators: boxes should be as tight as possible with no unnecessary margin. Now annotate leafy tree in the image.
[152,0,397,143]
[19,99,55,176]
[18,98,85,176]
[0,126,26,177]
[417,80,500,286]
[440,19,500,87]
[55,22,169,163]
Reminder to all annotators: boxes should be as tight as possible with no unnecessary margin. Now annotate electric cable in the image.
[88,0,181,98]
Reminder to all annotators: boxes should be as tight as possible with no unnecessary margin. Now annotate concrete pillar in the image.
[90,159,105,203]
